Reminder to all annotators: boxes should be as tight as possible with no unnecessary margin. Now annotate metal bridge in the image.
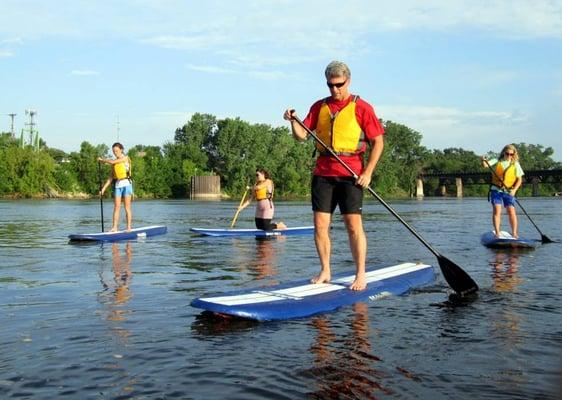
[416,169,562,197]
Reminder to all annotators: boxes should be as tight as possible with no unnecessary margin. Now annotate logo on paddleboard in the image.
[368,291,392,301]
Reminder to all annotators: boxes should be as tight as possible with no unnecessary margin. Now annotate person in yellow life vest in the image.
[98,142,133,232]
[481,144,524,238]
[283,60,384,291]
[238,168,287,231]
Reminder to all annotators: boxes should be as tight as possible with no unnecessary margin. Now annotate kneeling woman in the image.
[239,168,287,231]
[99,142,133,232]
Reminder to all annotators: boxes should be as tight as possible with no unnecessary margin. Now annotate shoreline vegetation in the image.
[2,113,560,199]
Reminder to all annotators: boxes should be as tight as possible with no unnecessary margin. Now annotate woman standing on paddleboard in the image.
[238,168,287,231]
[481,144,524,238]
[99,142,133,232]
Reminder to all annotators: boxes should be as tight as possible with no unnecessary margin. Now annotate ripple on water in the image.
[1,199,562,399]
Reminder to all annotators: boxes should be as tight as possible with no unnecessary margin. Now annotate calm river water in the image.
[0,197,561,399]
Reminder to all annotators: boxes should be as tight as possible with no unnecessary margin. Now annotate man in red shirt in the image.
[283,60,384,291]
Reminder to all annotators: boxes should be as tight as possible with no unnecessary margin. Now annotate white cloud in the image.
[455,66,522,88]
[142,34,231,50]
[378,103,533,153]
[370,0,562,39]
[70,69,99,76]
[186,64,236,75]
[1,1,561,43]
[249,70,296,81]
[380,104,528,128]
[1,37,23,44]
[186,63,299,81]
[0,50,14,57]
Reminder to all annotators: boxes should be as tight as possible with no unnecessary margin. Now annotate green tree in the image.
[375,121,429,196]
[68,141,109,195]
[0,146,56,197]
[129,145,172,198]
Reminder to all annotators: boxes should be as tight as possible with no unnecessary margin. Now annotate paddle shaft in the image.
[98,161,104,232]
[231,186,250,228]
[483,158,553,243]
[291,115,478,295]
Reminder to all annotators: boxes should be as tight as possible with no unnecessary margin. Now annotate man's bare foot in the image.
[126,227,132,232]
[311,270,331,284]
[276,221,287,230]
[512,232,518,239]
[350,274,367,291]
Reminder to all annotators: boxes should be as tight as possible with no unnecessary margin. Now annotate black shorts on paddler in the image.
[255,218,278,231]
[311,175,363,214]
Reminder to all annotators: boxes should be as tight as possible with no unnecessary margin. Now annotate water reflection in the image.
[489,251,523,352]
[229,237,282,284]
[489,251,522,293]
[96,242,137,398]
[248,238,280,283]
[307,302,394,398]
[98,242,133,342]
[190,311,261,337]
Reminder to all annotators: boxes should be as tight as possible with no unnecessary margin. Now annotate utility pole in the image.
[25,109,37,145]
[7,113,17,137]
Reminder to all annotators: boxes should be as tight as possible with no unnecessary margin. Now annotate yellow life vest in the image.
[255,184,270,201]
[112,158,131,180]
[315,96,364,155]
[491,161,516,189]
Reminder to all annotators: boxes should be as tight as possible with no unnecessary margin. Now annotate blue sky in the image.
[1,0,561,160]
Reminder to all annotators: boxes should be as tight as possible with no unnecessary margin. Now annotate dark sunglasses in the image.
[505,152,515,156]
[326,79,347,89]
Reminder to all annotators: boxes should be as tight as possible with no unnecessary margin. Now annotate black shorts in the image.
[311,175,363,214]
[255,218,277,231]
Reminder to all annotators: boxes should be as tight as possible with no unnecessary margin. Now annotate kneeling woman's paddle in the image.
[292,115,478,296]
[483,158,555,243]
[231,186,251,228]
[98,161,105,233]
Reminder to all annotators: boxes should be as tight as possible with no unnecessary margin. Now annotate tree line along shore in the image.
[1,113,560,199]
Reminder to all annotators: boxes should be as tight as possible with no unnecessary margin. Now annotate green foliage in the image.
[204,118,315,196]
[46,147,69,163]
[1,115,560,199]
[67,141,109,195]
[375,121,428,196]
[52,162,80,192]
[0,132,19,149]
[129,145,172,198]
[0,145,56,197]
[512,143,560,170]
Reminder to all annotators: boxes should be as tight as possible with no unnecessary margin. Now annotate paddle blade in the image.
[437,255,479,296]
[541,234,556,244]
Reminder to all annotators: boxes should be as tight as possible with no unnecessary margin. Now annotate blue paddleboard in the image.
[191,262,435,321]
[480,231,538,249]
[189,226,314,237]
[68,225,167,242]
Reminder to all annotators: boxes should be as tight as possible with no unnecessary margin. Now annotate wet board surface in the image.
[480,230,539,249]
[68,225,167,242]
[191,262,435,321]
[189,226,314,237]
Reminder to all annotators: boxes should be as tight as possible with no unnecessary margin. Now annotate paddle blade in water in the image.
[541,234,556,244]
[437,255,479,296]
